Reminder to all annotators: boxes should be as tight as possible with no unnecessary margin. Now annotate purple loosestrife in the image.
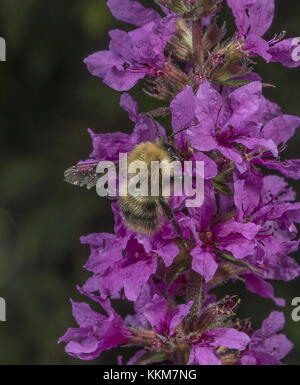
[227,0,300,67]
[60,0,300,365]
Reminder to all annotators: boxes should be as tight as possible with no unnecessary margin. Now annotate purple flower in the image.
[170,85,195,141]
[234,173,300,282]
[172,82,300,178]
[62,0,299,365]
[82,231,158,301]
[127,281,193,336]
[84,16,176,91]
[84,93,165,163]
[107,0,161,27]
[188,327,250,365]
[181,81,278,172]
[189,218,261,283]
[251,111,300,180]
[58,288,130,360]
[253,158,300,180]
[241,311,293,365]
[227,0,300,67]
[81,199,185,301]
[242,273,285,307]
[268,38,300,68]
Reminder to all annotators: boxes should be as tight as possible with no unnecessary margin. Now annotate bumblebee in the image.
[64,130,188,235]
[119,140,183,234]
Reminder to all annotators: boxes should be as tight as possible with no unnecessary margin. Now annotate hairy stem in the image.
[192,18,204,69]
[185,270,203,330]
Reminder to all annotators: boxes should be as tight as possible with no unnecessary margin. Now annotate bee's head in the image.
[160,141,181,162]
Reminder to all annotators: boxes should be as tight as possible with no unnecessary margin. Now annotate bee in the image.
[64,126,189,235]
[119,140,183,235]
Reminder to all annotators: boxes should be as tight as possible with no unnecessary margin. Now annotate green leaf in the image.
[136,352,168,365]
[213,181,233,195]
[216,79,252,87]
[222,253,259,273]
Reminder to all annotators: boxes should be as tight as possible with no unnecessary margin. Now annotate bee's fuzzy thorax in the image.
[127,142,172,165]
[119,141,176,234]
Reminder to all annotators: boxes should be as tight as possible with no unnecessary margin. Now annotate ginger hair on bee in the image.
[119,140,184,235]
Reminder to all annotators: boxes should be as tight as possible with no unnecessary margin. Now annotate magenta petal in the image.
[243,273,285,306]
[189,181,216,232]
[227,81,263,128]
[99,257,158,301]
[252,311,285,340]
[243,311,294,364]
[88,128,132,161]
[169,301,193,335]
[59,290,129,360]
[143,293,168,331]
[84,50,122,79]
[240,351,258,365]
[244,34,271,61]
[206,328,250,350]
[70,300,105,327]
[188,345,221,365]
[105,67,145,91]
[234,172,263,219]
[235,137,278,158]
[63,329,101,360]
[246,0,275,36]
[214,220,261,240]
[260,334,293,360]
[262,115,300,145]
[268,38,300,68]
[84,48,145,91]
[120,93,139,122]
[227,0,275,37]
[107,0,160,26]
[218,145,244,164]
[195,81,227,130]
[153,241,179,267]
[131,116,166,145]
[193,152,218,180]
[191,246,218,283]
[187,125,219,152]
[171,85,195,132]
[219,236,256,259]
[256,158,300,180]
[81,232,124,274]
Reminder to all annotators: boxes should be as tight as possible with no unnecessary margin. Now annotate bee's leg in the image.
[158,197,183,236]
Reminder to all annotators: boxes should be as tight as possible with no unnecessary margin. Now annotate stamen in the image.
[268,31,287,47]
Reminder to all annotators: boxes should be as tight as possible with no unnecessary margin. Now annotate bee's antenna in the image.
[168,125,190,140]
[154,120,161,137]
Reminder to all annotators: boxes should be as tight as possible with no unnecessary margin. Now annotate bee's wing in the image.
[64,161,99,190]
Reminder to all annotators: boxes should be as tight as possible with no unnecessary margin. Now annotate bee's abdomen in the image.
[119,197,161,234]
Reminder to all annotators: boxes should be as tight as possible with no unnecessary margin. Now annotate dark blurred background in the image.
[0,0,299,365]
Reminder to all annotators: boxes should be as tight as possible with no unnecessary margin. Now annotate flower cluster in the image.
[60,0,300,365]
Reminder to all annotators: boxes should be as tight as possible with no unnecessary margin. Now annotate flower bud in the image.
[144,62,188,100]
[202,22,226,52]
[193,295,241,333]
[207,39,252,83]
[167,19,193,61]
[209,262,246,285]
[155,0,223,19]
[130,328,173,353]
